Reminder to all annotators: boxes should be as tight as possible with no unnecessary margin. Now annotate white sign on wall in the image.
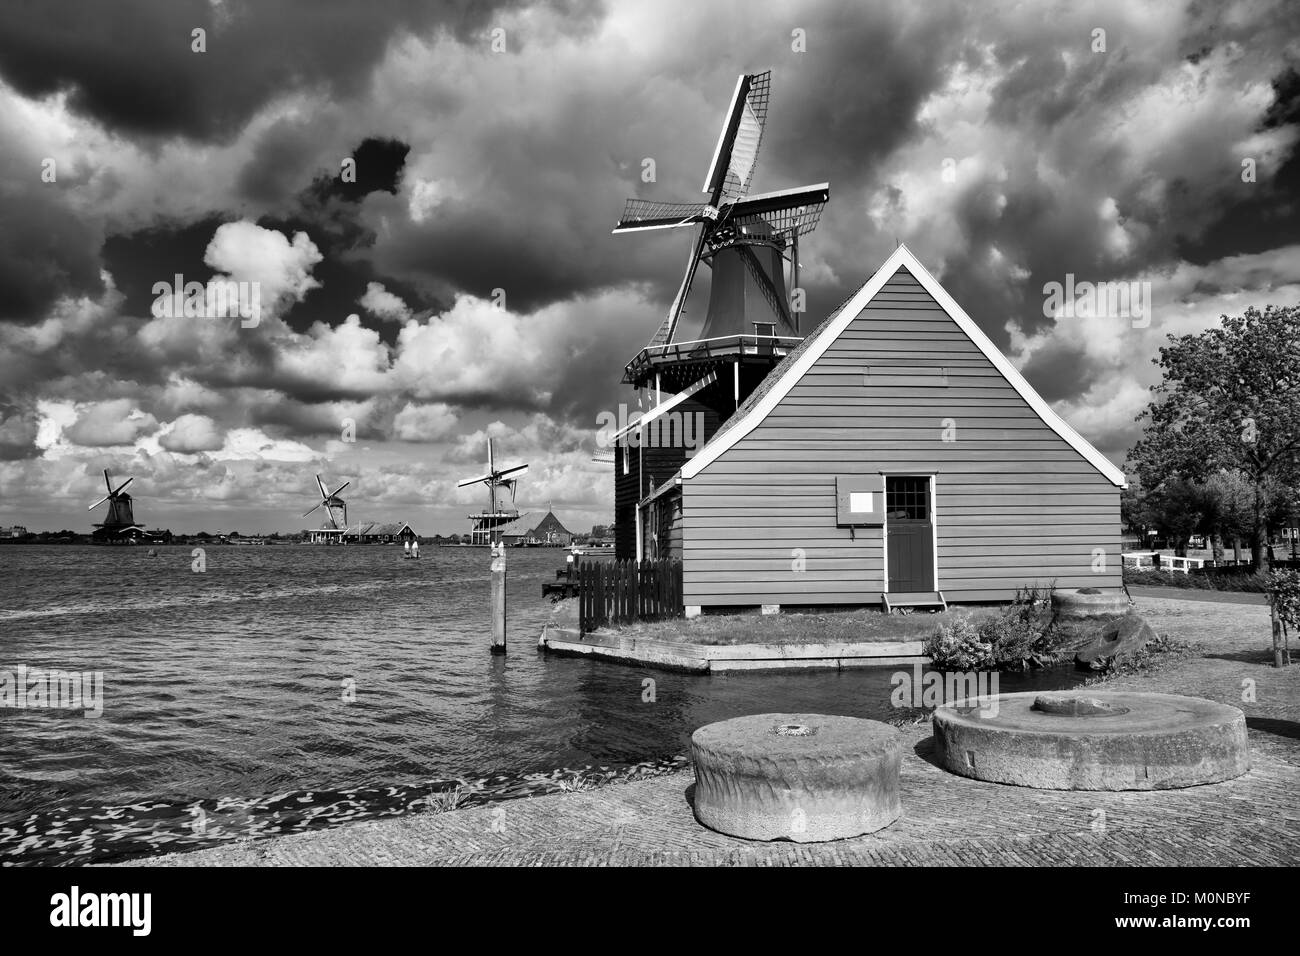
[849,492,873,512]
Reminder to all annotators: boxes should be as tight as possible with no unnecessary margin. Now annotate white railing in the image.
[1159,555,1205,574]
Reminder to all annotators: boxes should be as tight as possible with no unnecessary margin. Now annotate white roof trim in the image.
[608,371,716,443]
[681,244,1128,488]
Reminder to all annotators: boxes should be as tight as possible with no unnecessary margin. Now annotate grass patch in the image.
[608,606,1000,646]
[423,786,466,813]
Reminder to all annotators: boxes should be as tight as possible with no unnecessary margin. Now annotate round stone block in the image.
[690,713,902,842]
[932,692,1250,790]
[1052,587,1132,619]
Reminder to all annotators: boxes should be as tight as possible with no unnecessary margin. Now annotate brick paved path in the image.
[124,596,1300,867]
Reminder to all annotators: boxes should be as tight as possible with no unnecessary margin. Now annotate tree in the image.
[1202,470,1256,563]
[1129,305,1300,572]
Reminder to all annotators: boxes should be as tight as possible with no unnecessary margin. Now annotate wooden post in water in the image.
[490,540,507,655]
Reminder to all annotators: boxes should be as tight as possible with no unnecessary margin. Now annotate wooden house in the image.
[345,521,417,544]
[627,245,1126,614]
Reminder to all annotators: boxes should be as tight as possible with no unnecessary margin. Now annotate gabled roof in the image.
[681,244,1127,488]
[492,512,538,537]
[345,521,414,536]
[496,510,572,538]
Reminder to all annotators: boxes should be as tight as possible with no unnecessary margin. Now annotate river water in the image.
[0,544,1082,864]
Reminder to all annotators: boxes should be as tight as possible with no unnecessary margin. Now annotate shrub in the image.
[1085,633,1192,680]
[923,614,994,671]
[1267,569,1300,630]
[978,613,1040,668]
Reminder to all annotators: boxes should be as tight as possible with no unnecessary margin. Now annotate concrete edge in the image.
[538,625,927,673]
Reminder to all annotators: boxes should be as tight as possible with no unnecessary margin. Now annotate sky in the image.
[1,0,1298,535]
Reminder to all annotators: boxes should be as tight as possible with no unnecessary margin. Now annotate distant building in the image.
[494,510,572,547]
[345,521,417,544]
[0,525,27,538]
[304,522,415,544]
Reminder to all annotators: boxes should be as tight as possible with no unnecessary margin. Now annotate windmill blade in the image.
[728,183,829,225]
[104,469,114,493]
[88,494,111,511]
[327,480,350,498]
[613,199,711,233]
[303,502,323,518]
[110,476,134,496]
[647,225,709,348]
[316,475,329,498]
[487,438,495,475]
[457,474,491,488]
[702,70,770,207]
[497,463,528,479]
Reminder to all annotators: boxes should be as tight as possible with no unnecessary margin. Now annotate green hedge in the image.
[1123,567,1269,593]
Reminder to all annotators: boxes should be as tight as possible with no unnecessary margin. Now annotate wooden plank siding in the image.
[679,268,1123,606]
[614,394,725,560]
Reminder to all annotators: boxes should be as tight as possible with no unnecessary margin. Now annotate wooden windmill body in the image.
[459,438,528,546]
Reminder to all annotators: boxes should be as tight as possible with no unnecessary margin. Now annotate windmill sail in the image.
[702,72,770,206]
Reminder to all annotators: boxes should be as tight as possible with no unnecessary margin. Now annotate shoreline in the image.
[110,590,1300,867]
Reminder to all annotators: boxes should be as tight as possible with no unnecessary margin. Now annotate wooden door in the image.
[886,476,934,592]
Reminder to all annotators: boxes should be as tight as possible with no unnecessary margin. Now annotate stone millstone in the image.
[690,713,902,842]
[1053,587,1132,620]
[1074,614,1158,670]
[932,692,1249,791]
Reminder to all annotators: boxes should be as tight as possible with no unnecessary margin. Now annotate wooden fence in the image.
[578,558,682,633]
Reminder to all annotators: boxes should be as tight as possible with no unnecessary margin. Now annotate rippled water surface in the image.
[0,544,1082,864]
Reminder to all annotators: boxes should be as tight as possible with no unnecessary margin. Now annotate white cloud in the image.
[64,398,158,447]
[359,281,411,322]
[159,414,225,453]
[203,220,323,320]
[272,313,391,396]
[210,427,317,462]
[392,401,458,441]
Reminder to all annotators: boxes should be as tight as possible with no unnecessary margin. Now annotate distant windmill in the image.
[459,438,528,546]
[88,469,143,540]
[303,474,350,530]
[613,69,829,347]
[458,438,527,515]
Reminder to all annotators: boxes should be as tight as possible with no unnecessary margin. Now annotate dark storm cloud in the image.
[250,399,386,440]
[766,1,968,187]
[0,403,39,460]
[0,186,106,324]
[0,0,599,143]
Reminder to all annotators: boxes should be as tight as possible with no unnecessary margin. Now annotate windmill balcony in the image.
[624,333,803,390]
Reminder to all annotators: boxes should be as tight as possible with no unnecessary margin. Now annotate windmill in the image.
[613,70,829,356]
[88,469,144,540]
[608,71,831,562]
[303,474,350,531]
[458,438,528,545]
